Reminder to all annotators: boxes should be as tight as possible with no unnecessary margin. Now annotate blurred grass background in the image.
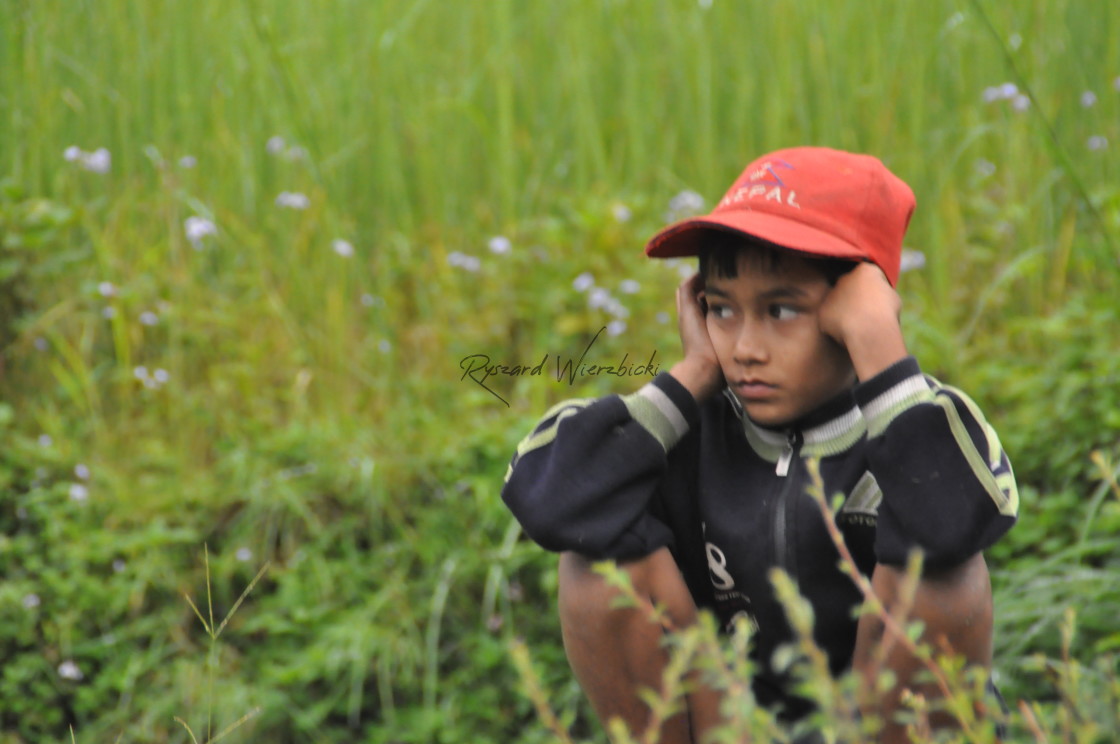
[0,0,1118,741]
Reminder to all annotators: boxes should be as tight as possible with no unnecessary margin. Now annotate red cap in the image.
[645,147,916,286]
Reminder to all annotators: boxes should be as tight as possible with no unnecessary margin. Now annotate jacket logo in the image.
[702,523,758,633]
[705,539,735,591]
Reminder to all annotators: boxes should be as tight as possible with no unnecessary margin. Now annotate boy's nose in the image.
[732,321,768,366]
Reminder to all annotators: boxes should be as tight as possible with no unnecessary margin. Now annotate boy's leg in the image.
[853,552,994,743]
[558,547,722,744]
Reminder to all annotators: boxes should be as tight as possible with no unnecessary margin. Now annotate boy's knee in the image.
[558,547,697,631]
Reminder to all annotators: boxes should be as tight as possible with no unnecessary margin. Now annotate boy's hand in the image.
[818,262,908,381]
[670,273,725,402]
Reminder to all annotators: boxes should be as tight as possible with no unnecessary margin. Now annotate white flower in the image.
[69,483,89,502]
[611,203,632,223]
[698,0,713,8]
[113,559,126,573]
[22,594,41,609]
[618,279,640,294]
[605,298,630,319]
[378,339,392,353]
[83,148,111,174]
[1081,91,1097,108]
[447,252,481,272]
[488,236,512,254]
[64,146,112,172]
[58,661,84,681]
[179,155,197,169]
[983,82,1020,104]
[286,146,308,161]
[975,159,997,177]
[1008,33,1022,51]
[606,320,627,337]
[360,293,375,307]
[266,136,286,154]
[33,337,48,351]
[140,311,159,326]
[587,287,612,310]
[98,281,117,297]
[655,311,671,325]
[666,190,705,221]
[1088,135,1109,151]
[572,272,595,292]
[900,250,927,273]
[275,191,310,210]
[236,547,253,562]
[75,464,91,480]
[184,216,217,248]
[136,367,167,389]
[38,434,53,448]
[568,272,595,291]
[332,239,355,258]
[101,306,117,319]
[1011,94,1031,111]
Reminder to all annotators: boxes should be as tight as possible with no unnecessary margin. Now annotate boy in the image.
[501,147,1018,743]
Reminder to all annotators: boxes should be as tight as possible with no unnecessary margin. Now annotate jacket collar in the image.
[722,386,866,461]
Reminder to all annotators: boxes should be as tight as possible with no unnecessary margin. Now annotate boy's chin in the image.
[740,401,798,430]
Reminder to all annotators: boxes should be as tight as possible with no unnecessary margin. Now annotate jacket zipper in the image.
[775,433,796,476]
[772,431,803,577]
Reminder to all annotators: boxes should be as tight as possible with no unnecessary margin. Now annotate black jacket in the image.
[502,357,1018,712]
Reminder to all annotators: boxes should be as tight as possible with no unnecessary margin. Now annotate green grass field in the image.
[1,1,1118,741]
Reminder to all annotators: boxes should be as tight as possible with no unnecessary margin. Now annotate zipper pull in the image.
[775,432,800,477]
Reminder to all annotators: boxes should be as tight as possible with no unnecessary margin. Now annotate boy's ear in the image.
[696,279,709,314]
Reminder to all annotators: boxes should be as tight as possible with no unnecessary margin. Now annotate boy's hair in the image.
[698,229,856,285]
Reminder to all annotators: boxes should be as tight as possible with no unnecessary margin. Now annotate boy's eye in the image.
[708,303,733,319]
[769,304,800,320]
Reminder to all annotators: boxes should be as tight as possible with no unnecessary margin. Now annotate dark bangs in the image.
[697,229,855,285]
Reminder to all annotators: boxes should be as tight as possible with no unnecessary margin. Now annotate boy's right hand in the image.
[670,273,725,402]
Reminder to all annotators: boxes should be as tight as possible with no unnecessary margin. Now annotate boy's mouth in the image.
[734,380,777,400]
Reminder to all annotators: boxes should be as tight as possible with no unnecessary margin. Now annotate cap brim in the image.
[645,212,867,262]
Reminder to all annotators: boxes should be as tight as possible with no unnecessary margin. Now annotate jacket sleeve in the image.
[854,357,1019,568]
[501,372,700,560]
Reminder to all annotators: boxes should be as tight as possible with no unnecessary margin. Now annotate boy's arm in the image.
[824,263,1017,734]
[821,262,1018,566]
[501,373,697,559]
[502,274,723,560]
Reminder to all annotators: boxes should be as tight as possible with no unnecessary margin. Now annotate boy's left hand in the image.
[818,262,908,381]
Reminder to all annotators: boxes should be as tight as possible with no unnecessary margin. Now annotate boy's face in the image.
[701,251,856,428]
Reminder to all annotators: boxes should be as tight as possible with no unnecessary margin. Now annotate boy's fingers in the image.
[678,273,704,309]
